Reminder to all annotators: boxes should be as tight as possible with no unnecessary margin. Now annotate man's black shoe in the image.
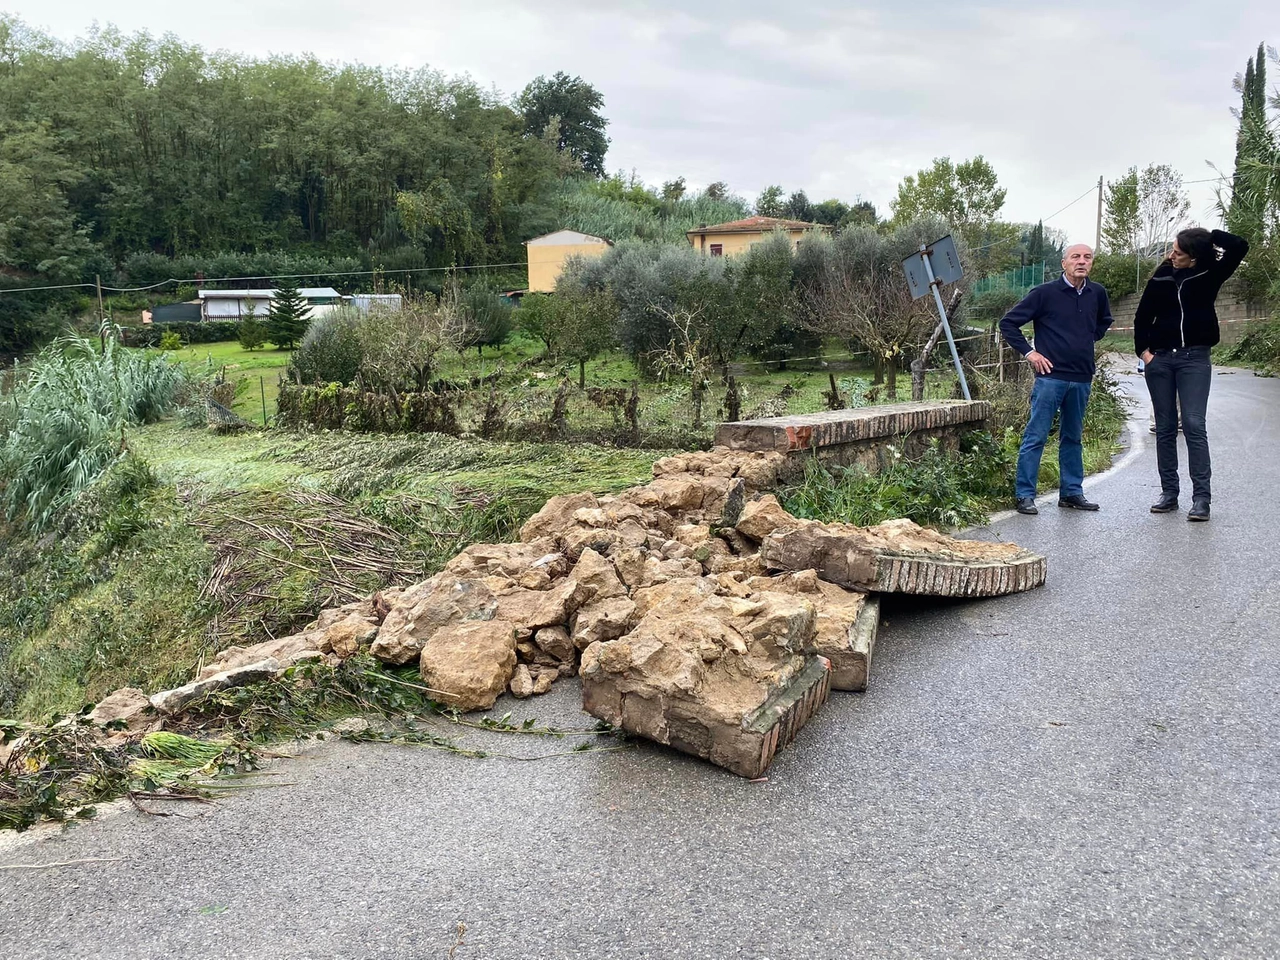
[1150,493,1179,513]
[1188,500,1210,522]
[1058,495,1100,511]
[1015,497,1038,515]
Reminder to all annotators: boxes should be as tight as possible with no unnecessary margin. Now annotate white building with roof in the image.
[197,287,341,322]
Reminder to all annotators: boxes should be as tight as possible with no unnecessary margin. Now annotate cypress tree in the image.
[267,278,310,349]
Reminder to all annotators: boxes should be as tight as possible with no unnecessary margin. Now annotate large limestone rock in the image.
[152,659,281,715]
[748,570,879,691]
[735,495,808,543]
[579,579,833,778]
[87,687,162,740]
[419,621,518,712]
[199,631,326,680]
[761,518,1047,597]
[371,575,499,665]
[493,579,593,639]
[569,548,628,601]
[571,596,638,650]
[444,539,564,583]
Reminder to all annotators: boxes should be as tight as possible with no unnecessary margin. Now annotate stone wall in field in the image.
[1107,278,1269,346]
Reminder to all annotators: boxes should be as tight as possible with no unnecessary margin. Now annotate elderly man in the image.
[999,244,1114,515]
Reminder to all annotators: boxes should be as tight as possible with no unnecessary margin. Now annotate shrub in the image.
[781,431,1015,530]
[1090,252,1161,300]
[451,282,513,357]
[1221,319,1280,373]
[289,307,364,386]
[238,310,267,351]
[158,330,183,351]
[120,321,240,348]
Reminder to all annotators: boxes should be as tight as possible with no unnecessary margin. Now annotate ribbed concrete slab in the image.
[761,519,1047,598]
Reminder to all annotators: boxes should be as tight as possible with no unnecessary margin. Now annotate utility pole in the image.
[96,274,106,353]
[1095,175,1104,251]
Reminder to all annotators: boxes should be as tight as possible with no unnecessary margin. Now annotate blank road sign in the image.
[928,235,963,284]
[902,234,964,300]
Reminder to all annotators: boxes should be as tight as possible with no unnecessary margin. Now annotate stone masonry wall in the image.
[1108,277,1270,346]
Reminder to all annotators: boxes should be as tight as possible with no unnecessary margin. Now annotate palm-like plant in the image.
[0,324,186,529]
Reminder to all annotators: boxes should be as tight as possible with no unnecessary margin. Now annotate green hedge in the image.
[121,321,241,347]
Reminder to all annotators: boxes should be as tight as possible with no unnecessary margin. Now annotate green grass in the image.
[160,340,291,421]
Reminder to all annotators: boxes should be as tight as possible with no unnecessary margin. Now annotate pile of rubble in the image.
[95,446,1046,779]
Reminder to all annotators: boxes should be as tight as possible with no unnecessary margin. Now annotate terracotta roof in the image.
[686,216,829,236]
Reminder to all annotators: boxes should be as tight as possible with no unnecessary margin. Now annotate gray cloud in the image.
[9,0,1277,240]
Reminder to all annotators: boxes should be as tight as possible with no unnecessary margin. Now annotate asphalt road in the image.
[3,366,1279,960]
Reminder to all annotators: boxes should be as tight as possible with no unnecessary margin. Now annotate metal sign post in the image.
[902,235,970,402]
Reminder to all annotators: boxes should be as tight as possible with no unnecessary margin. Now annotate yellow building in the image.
[686,216,829,257]
[525,230,612,293]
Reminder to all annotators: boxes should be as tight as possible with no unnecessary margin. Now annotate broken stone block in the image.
[87,688,161,741]
[571,597,638,650]
[719,477,747,527]
[371,576,498,665]
[316,612,379,659]
[519,492,601,542]
[534,625,575,662]
[561,526,621,562]
[151,659,281,716]
[199,631,325,680]
[578,581,831,778]
[570,548,628,602]
[749,570,879,691]
[531,669,556,695]
[493,579,593,638]
[419,620,518,712]
[611,547,648,592]
[509,664,535,699]
[736,494,807,543]
[761,518,1047,597]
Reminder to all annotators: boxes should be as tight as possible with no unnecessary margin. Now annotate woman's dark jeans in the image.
[1144,346,1212,502]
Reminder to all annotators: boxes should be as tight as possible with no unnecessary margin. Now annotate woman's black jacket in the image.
[1133,229,1249,355]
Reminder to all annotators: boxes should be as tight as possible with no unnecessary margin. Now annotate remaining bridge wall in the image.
[714,400,991,481]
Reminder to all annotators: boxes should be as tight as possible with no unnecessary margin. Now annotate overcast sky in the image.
[6,1,1278,246]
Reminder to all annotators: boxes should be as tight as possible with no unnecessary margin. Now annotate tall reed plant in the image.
[0,328,187,529]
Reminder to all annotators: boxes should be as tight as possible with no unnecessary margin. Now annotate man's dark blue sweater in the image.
[999,275,1114,382]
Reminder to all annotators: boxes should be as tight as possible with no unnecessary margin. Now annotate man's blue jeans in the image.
[1015,376,1091,500]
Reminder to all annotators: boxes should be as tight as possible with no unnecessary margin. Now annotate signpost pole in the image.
[920,244,971,401]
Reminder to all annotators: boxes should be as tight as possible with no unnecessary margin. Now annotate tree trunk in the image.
[692,381,705,430]
[873,354,884,385]
[550,379,570,439]
[626,381,640,445]
[886,356,898,399]
[724,375,741,422]
[579,359,586,390]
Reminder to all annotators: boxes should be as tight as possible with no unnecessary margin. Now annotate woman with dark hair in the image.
[1134,227,1248,521]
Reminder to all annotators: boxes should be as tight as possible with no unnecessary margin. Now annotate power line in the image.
[0,261,526,297]
[1039,184,1100,225]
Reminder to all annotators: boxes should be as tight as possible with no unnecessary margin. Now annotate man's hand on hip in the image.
[1026,350,1053,375]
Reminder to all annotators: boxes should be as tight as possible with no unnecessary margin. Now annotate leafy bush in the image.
[1221,319,1280,373]
[121,321,240,347]
[0,330,187,529]
[158,330,183,350]
[782,431,1015,530]
[289,307,364,385]
[1090,252,1161,300]
[452,283,513,356]
[966,287,1025,327]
